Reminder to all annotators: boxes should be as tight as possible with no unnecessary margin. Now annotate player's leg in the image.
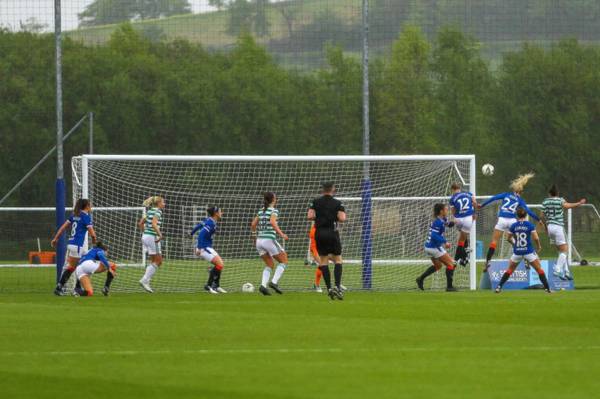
[102,263,117,296]
[495,259,519,293]
[438,253,457,291]
[55,255,79,295]
[140,236,160,293]
[315,230,333,293]
[551,225,570,280]
[530,258,551,292]
[484,228,504,271]
[270,248,288,294]
[416,250,443,290]
[310,239,322,291]
[210,255,226,293]
[75,275,94,296]
[259,254,274,296]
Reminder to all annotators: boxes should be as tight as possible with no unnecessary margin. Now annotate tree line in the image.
[0,24,599,207]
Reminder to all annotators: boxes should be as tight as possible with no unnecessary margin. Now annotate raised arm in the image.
[563,198,586,209]
[51,220,71,248]
[190,223,203,236]
[480,193,505,208]
[520,201,540,222]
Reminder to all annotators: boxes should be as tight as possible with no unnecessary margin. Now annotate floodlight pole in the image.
[360,0,373,289]
[55,0,66,283]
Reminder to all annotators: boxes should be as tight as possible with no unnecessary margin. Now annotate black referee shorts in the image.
[315,229,342,256]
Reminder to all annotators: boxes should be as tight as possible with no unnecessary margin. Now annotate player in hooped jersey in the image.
[250,192,289,295]
[51,199,97,296]
[138,196,165,293]
[541,184,586,280]
[495,207,550,293]
[479,173,539,271]
[416,203,458,292]
[191,206,227,294]
[449,183,478,266]
[72,241,117,296]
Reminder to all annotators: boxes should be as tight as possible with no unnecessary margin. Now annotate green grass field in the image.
[1,267,599,398]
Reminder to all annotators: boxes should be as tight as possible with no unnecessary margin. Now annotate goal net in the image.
[71,155,477,293]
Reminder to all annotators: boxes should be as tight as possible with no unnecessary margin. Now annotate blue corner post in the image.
[55,178,66,283]
[361,178,373,289]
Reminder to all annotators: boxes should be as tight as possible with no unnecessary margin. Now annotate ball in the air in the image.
[482,163,495,176]
[242,282,255,293]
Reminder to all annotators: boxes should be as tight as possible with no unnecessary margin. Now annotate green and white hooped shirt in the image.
[144,208,162,236]
[542,197,565,227]
[257,207,279,240]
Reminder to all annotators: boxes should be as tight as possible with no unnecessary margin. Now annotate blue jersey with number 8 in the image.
[509,220,536,255]
[67,211,93,247]
[449,192,474,218]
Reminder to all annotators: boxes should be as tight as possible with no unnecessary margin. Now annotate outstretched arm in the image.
[51,220,71,248]
[190,223,203,236]
[521,201,540,222]
[564,198,586,209]
[480,193,505,208]
[97,251,111,269]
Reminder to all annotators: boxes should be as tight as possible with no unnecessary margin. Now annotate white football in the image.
[242,282,255,293]
[482,163,495,176]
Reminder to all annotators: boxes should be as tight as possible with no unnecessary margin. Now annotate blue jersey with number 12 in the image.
[449,192,474,218]
[509,220,536,255]
[68,211,93,247]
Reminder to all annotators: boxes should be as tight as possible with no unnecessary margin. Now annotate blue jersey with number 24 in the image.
[449,192,474,218]
[509,220,536,255]
[481,192,539,221]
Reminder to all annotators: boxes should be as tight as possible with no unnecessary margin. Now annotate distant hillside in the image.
[66,0,600,68]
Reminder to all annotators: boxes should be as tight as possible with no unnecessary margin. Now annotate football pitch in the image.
[1,268,599,399]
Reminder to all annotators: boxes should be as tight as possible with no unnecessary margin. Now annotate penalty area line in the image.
[1,346,600,357]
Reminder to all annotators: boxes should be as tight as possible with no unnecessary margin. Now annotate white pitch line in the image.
[1,346,600,357]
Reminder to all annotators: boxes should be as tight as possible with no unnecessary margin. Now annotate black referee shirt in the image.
[309,195,345,230]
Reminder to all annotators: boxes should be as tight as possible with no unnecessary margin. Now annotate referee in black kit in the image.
[307,182,347,300]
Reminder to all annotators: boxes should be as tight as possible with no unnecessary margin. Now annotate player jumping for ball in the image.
[416,203,458,292]
[138,196,165,293]
[541,184,586,281]
[251,192,289,296]
[479,173,539,271]
[51,199,97,296]
[72,241,117,297]
[449,182,478,267]
[495,207,550,293]
[191,206,227,294]
[307,182,346,300]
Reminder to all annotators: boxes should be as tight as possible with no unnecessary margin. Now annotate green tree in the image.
[78,0,191,27]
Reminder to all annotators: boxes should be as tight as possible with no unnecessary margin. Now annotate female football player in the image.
[541,184,586,280]
[73,241,117,297]
[250,192,289,295]
[449,182,478,266]
[191,206,226,294]
[416,203,458,292]
[495,207,550,293]
[138,196,165,293]
[478,173,539,271]
[51,198,97,296]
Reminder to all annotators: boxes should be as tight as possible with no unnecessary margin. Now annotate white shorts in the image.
[510,253,538,264]
[454,216,474,233]
[75,260,99,280]
[424,246,446,259]
[547,224,567,246]
[256,238,284,257]
[142,234,161,256]
[67,244,86,259]
[196,247,219,262]
[495,217,517,233]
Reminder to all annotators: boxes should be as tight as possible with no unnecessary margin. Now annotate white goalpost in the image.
[71,155,477,292]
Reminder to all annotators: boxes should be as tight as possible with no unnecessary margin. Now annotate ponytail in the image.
[143,196,163,208]
[73,198,90,216]
[263,192,276,211]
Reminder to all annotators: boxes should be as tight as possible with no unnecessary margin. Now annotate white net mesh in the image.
[71,155,475,292]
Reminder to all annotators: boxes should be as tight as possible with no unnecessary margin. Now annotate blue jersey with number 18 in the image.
[449,192,474,218]
[509,220,536,255]
[67,211,93,247]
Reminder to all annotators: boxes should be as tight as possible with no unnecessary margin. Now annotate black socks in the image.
[334,264,343,288]
[419,265,437,282]
[319,265,331,290]
[445,268,455,289]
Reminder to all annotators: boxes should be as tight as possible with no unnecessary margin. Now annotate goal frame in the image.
[76,154,477,291]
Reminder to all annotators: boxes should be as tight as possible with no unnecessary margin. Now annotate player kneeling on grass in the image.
[496,207,550,293]
[73,242,117,297]
[191,206,227,294]
[251,192,288,296]
[416,203,458,292]
[51,199,97,296]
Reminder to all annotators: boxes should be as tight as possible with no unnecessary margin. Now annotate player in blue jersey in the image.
[51,199,97,296]
[416,203,458,292]
[478,173,539,271]
[449,183,478,266]
[72,241,117,297]
[191,206,226,294]
[495,208,550,293]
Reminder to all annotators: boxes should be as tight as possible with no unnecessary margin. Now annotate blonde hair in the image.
[143,196,163,208]
[510,173,535,193]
